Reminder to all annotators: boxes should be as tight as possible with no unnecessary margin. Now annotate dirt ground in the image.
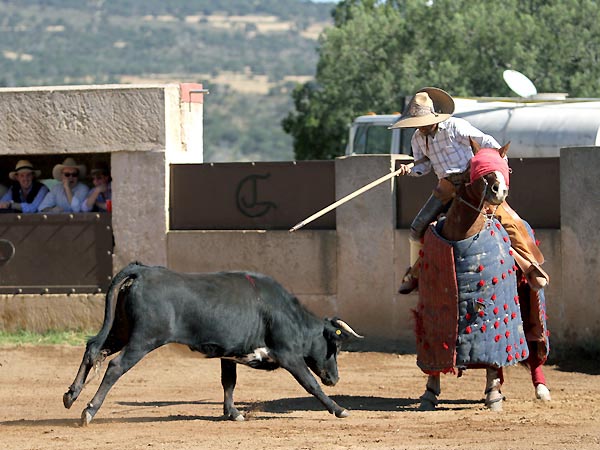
[1,345,599,450]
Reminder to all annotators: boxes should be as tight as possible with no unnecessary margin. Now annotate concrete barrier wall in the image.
[164,154,568,353]
[559,147,600,353]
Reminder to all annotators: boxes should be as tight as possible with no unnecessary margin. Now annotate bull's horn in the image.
[334,319,364,339]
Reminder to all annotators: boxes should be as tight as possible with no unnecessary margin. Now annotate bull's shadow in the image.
[117,394,482,416]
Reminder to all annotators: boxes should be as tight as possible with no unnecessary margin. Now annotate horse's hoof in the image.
[80,409,93,427]
[535,384,551,401]
[335,409,349,418]
[485,392,504,411]
[418,389,438,411]
[233,413,245,421]
[486,399,503,411]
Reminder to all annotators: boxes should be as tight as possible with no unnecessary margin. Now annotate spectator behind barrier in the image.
[0,160,49,213]
[82,163,112,212]
[38,158,90,213]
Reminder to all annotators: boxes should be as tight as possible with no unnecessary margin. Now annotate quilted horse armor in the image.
[414,217,529,373]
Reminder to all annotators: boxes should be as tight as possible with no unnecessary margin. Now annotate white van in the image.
[345,97,600,158]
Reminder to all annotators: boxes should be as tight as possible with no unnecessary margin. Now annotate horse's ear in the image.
[469,137,481,154]
[498,141,511,159]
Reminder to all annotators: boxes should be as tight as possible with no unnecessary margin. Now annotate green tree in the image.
[284,0,600,159]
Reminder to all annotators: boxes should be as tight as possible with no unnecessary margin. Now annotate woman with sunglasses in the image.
[38,158,90,213]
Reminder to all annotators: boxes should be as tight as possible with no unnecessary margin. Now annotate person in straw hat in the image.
[0,160,49,213]
[393,87,549,295]
[38,157,90,213]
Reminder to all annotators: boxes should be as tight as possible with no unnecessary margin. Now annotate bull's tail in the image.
[85,261,145,360]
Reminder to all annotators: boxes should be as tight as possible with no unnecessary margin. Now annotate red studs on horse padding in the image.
[493,307,499,315]
[478,280,485,287]
[478,264,485,272]
[505,331,511,338]
[492,277,498,284]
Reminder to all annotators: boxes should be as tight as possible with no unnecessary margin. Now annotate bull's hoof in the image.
[80,409,93,426]
[63,391,75,409]
[335,409,349,418]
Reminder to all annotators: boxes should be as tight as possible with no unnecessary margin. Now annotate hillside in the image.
[0,0,335,161]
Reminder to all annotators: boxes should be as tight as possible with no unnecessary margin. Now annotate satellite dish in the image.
[503,70,537,98]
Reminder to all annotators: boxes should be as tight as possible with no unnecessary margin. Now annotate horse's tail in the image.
[85,261,145,360]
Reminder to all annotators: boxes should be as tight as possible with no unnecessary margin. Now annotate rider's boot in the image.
[512,250,550,291]
[399,238,423,294]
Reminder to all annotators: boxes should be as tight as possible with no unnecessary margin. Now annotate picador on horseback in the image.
[392,87,551,408]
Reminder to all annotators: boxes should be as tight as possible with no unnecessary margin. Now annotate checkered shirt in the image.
[410,117,500,180]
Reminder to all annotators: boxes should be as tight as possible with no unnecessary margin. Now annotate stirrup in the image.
[399,267,418,294]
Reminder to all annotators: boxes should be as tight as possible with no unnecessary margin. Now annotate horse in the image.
[413,140,537,411]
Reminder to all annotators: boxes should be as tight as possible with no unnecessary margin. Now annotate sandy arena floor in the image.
[1,345,598,450]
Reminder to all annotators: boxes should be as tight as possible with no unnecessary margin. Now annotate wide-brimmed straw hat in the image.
[390,87,455,129]
[9,160,42,180]
[52,157,87,181]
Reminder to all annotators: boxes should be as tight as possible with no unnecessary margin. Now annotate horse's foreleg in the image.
[484,367,503,411]
[419,374,441,411]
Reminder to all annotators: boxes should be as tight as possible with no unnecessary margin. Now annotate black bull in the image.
[63,262,363,425]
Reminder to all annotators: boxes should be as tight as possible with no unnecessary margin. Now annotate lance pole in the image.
[289,160,419,233]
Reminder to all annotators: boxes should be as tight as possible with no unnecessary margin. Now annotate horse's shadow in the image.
[0,395,482,428]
